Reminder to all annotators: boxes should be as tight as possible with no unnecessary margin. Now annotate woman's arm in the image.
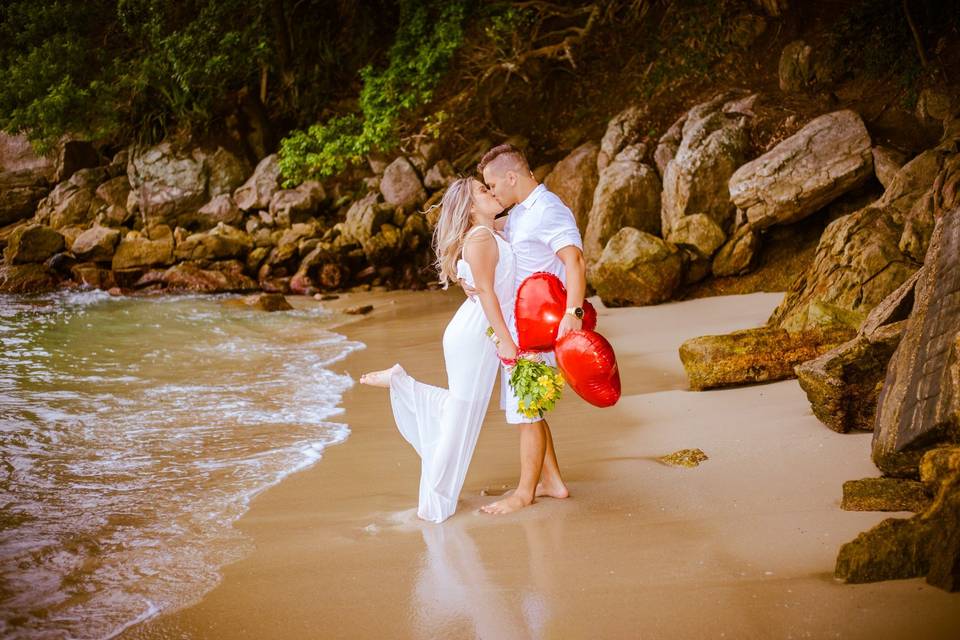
[463,232,517,359]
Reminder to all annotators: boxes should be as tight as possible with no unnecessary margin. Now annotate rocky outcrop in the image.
[71,226,121,262]
[380,157,426,212]
[3,225,65,264]
[35,181,95,230]
[835,447,960,592]
[872,205,960,477]
[598,106,645,172]
[589,227,683,306]
[269,180,325,227]
[679,324,854,391]
[0,170,50,226]
[161,259,257,293]
[583,145,660,263]
[729,110,873,230]
[0,263,60,293]
[233,154,280,211]
[112,226,175,270]
[174,223,252,261]
[795,322,905,433]
[544,141,600,234]
[841,477,931,512]
[661,95,751,236]
[129,143,215,225]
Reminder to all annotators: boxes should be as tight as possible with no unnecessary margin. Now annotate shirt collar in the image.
[514,183,547,212]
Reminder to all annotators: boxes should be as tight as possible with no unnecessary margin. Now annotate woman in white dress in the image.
[359,177,519,523]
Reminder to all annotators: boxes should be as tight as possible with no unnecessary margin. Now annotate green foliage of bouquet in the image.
[486,327,564,419]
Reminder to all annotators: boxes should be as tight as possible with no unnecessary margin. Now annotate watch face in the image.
[575,308,584,319]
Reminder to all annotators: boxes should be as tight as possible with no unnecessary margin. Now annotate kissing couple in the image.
[360,143,587,523]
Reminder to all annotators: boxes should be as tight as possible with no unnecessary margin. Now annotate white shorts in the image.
[500,351,557,424]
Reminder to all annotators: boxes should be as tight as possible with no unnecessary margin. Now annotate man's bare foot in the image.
[535,478,570,499]
[359,364,401,387]
[480,493,533,515]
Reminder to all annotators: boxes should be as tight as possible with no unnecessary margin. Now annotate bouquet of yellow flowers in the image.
[487,327,565,419]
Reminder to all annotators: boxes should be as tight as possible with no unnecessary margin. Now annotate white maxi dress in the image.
[388,225,516,523]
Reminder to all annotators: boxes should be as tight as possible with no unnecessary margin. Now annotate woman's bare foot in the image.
[535,478,570,499]
[480,492,533,515]
[359,364,401,388]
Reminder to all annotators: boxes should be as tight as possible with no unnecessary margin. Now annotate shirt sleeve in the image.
[542,203,583,254]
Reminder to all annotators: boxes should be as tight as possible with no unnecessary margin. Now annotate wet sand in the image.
[125,289,960,640]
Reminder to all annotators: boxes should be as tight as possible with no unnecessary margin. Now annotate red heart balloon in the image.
[515,272,597,352]
[555,329,621,407]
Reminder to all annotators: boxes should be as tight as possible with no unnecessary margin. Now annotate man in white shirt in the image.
[473,143,587,515]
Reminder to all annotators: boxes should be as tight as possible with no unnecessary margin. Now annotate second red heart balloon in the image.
[515,272,597,352]
[555,329,621,408]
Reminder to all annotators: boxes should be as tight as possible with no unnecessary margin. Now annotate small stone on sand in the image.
[658,448,709,468]
[345,304,374,315]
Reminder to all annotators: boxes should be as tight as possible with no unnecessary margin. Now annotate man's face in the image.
[482,166,515,208]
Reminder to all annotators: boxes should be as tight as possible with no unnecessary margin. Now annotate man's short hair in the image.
[477,143,529,175]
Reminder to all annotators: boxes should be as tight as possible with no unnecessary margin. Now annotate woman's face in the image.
[470,179,503,217]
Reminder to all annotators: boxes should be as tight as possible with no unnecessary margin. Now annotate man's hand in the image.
[557,313,582,339]
[458,278,478,298]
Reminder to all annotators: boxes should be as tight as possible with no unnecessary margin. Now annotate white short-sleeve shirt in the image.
[503,184,583,288]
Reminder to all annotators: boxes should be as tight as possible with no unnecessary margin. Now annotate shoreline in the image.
[124,289,960,640]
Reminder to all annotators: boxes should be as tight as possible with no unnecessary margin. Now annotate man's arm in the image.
[556,245,586,338]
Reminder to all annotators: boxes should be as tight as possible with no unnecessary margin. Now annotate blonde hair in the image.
[432,178,475,289]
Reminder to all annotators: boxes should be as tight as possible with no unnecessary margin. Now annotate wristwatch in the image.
[565,306,584,320]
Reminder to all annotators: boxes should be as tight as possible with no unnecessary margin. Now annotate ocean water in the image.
[0,290,363,639]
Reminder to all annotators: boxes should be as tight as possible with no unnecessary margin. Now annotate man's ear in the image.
[506,170,518,186]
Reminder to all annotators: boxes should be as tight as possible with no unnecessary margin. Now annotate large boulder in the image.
[207,147,250,198]
[665,213,726,260]
[654,114,686,178]
[424,160,456,190]
[0,132,53,175]
[35,181,95,230]
[128,142,209,225]
[174,223,252,261]
[544,141,600,234]
[94,176,132,226]
[872,206,960,477]
[778,40,813,92]
[380,157,426,212]
[583,145,661,263]
[191,194,244,230]
[679,324,855,391]
[111,226,175,270]
[361,223,403,266]
[0,263,59,293]
[711,224,760,276]
[598,106,645,173]
[54,140,101,183]
[729,110,873,230]
[0,169,50,226]
[872,146,908,190]
[233,154,281,211]
[71,225,121,262]
[589,227,683,306]
[342,193,392,246]
[269,180,325,227]
[3,225,64,264]
[661,96,751,236]
[161,259,257,293]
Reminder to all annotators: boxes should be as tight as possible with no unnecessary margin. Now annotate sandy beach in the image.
[125,289,960,640]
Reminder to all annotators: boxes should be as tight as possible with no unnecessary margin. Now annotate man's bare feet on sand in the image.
[480,493,533,515]
[535,478,570,499]
[359,364,401,388]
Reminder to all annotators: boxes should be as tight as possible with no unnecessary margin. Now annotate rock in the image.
[35,182,96,230]
[0,132,54,176]
[95,175,131,208]
[380,157,426,212]
[841,477,931,512]
[835,453,960,591]
[361,223,403,265]
[584,149,661,263]
[112,226,174,270]
[589,227,683,306]
[899,152,960,264]
[207,147,250,198]
[711,224,760,276]
[544,142,600,234]
[68,166,109,189]
[598,105,645,172]
[666,213,726,260]
[729,110,873,230]
[778,40,813,92]
[661,96,751,235]
[401,213,430,251]
[269,180,325,227]
[781,299,867,334]
[679,324,855,391]
[796,322,905,433]
[192,194,244,230]
[872,146,908,190]
[752,0,789,18]
[71,226,121,262]
[424,159,456,190]
[246,246,270,273]
[345,304,374,315]
[915,89,953,125]
[233,154,281,211]
[872,206,960,477]
[657,449,709,468]
[343,193,391,245]
[859,267,923,336]
[921,447,960,488]
[162,259,257,293]
[174,223,252,261]
[0,263,59,293]
[727,13,766,48]
[3,225,65,264]
[243,292,293,311]
[55,140,101,183]
[70,262,115,290]
[0,169,50,226]
[532,163,554,183]
[128,142,209,225]
[654,114,686,178]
